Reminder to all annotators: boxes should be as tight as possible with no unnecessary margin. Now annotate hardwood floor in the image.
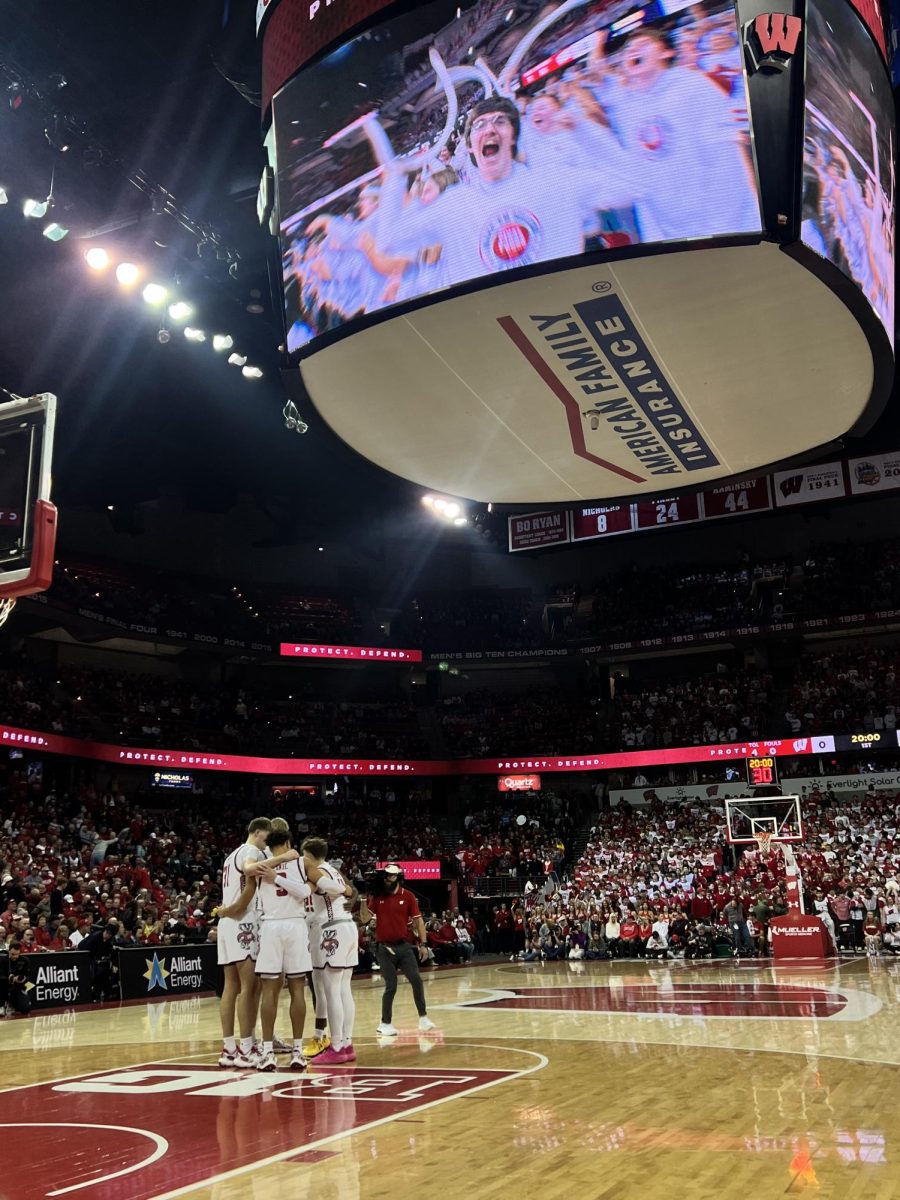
[2,956,899,1199]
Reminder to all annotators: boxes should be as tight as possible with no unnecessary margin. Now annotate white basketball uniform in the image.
[217,842,266,965]
[310,862,359,971]
[255,858,313,977]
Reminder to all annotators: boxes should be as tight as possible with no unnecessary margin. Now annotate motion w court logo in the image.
[744,12,803,72]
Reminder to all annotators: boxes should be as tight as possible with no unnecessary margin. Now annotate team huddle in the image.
[215,816,359,1071]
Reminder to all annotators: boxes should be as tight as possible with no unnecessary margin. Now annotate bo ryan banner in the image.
[0,721,839,777]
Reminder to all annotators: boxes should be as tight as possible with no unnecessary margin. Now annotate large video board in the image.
[801,0,894,336]
[273,0,761,355]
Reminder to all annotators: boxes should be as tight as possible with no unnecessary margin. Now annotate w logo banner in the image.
[744,12,803,72]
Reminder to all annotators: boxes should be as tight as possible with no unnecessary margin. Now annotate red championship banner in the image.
[280,642,422,662]
[508,510,570,552]
[262,0,395,110]
[700,476,772,519]
[498,774,542,792]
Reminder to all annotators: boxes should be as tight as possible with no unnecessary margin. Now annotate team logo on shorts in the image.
[237,923,256,949]
[480,210,543,269]
[320,929,340,958]
[636,118,673,155]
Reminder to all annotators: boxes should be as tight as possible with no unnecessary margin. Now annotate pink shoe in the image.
[311,1046,347,1066]
[337,1044,356,1062]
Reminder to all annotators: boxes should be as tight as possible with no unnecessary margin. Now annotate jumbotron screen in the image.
[800,0,894,337]
[273,0,761,355]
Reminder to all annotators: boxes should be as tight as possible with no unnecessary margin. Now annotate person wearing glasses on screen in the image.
[583,19,759,243]
[374,94,644,289]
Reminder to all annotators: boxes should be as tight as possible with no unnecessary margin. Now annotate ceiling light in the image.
[0,187,8,205]
[444,502,461,518]
[422,496,434,507]
[453,516,468,526]
[168,301,192,321]
[23,197,48,219]
[157,328,171,344]
[228,353,247,367]
[85,247,109,270]
[115,262,140,286]
[42,222,69,241]
[242,365,263,379]
[433,499,448,512]
[212,334,234,352]
[184,327,207,342]
[142,283,168,306]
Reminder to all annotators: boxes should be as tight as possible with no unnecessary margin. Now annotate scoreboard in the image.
[746,756,779,787]
[568,479,771,545]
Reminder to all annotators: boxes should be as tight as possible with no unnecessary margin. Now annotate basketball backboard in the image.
[724,795,803,845]
[0,393,58,622]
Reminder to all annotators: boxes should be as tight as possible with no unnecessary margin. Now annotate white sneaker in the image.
[376,1022,398,1036]
[273,1035,291,1053]
[289,1051,307,1071]
[256,1050,278,1072]
[233,1047,258,1069]
[418,1016,436,1032]
[218,1048,237,1068]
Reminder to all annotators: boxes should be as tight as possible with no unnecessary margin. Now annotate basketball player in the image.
[214,816,271,1068]
[254,826,313,1071]
[374,96,644,289]
[301,837,359,1064]
[585,23,759,241]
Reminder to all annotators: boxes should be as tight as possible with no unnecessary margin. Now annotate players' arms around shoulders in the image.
[255,861,312,902]
[215,875,257,921]
[244,847,299,876]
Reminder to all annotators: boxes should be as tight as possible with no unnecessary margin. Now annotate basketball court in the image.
[3,954,899,1199]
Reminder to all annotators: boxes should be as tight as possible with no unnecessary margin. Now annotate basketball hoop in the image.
[754,830,775,857]
[0,597,14,629]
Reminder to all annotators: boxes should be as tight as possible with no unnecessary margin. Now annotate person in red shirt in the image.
[619,915,640,956]
[361,865,437,1038]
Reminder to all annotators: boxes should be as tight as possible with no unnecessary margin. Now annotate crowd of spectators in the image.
[439,687,602,757]
[494,787,900,962]
[0,660,428,758]
[608,669,773,750]
[784,648,900,737]
[452,789,577,884]
[23,535,900,660]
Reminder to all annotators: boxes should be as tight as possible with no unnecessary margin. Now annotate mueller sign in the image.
[743,13,803,72]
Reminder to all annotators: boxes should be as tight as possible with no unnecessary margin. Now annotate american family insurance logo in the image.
[498,292,720,485]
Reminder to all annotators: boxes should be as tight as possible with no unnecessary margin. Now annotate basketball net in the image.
[0,597,15,629]
[753,830,774,858]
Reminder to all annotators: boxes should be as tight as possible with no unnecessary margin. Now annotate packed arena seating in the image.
[5,642,900,759]
[452,788,577,882]
[0,661,429,758]
[23,536,900,662]
[608,669,774,749]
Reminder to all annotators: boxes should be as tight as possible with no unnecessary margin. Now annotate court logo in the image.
[480,210,542,269]
[143,953,171,991]
[744,13,803,72]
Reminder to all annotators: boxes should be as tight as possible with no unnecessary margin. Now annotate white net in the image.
[754,830,775,858]
[0,597,15,628]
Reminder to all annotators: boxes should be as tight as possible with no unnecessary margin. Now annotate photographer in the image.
[0,941,32,1016]
[361,864,437,1037]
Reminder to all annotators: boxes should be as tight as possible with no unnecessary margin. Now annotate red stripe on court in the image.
[497,315,646,484]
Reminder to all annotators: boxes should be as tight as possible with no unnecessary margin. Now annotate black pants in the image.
[377,943,427,1023]
[0,979,31,1015]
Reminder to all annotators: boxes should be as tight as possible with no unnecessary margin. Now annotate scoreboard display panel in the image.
[746,755,779,787]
